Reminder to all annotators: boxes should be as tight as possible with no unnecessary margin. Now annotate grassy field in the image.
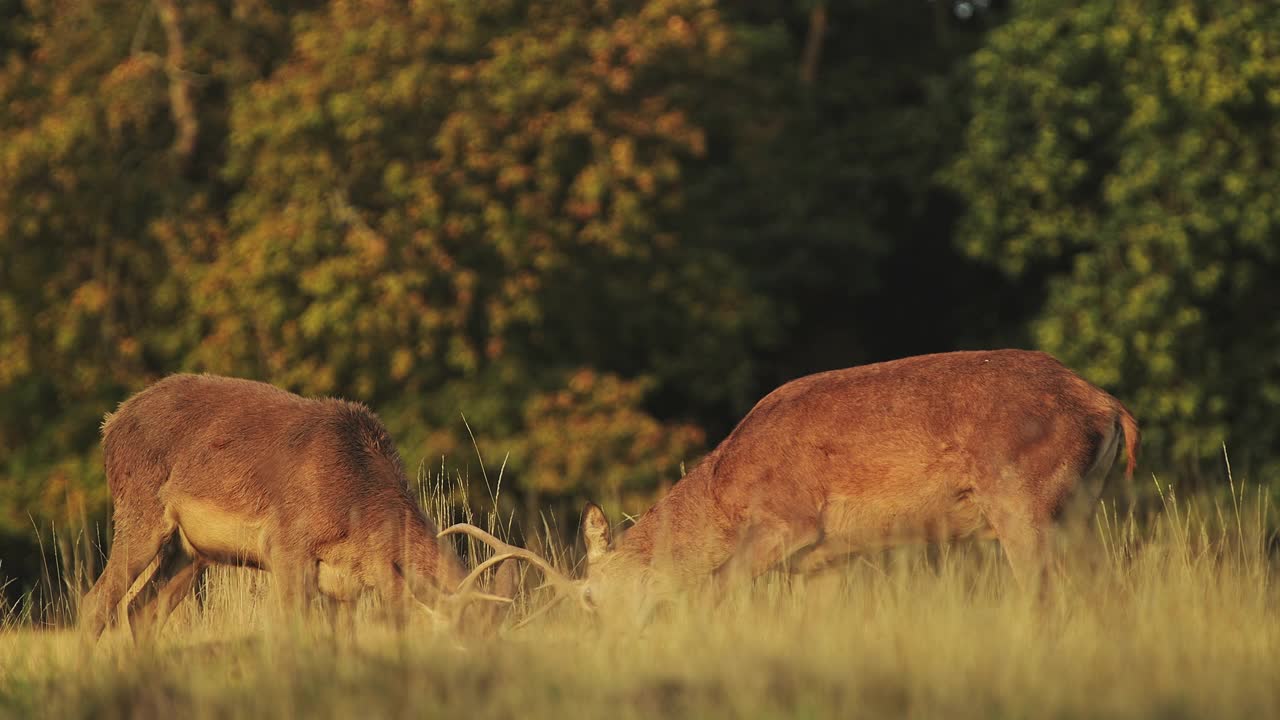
[1,477,1277,720]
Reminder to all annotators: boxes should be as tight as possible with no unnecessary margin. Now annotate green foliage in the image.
[209,0,764,403]
[5,0,1277,599]
[199,0,764,511]
[944,0,1280,473]
[0,1,191,535]
[0,0,777,542]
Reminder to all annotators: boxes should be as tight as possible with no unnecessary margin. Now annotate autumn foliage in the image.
[2,0,1278,592]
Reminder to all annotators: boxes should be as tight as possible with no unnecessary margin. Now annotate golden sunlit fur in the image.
[575,349,1139,621]
[80,374,512,642]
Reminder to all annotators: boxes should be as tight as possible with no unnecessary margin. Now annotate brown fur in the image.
[80,374,501,641]
[579,350,1139,619]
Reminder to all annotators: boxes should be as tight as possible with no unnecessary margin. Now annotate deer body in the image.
[80,374,498,641]
[448,350,1140,625]
[594,350,1138,605]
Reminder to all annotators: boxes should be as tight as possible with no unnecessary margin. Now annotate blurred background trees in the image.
[943,0,1280,476]
[2,0,1276,596]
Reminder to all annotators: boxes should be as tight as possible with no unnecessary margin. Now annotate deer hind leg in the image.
[152,561,205,632]
[982,495,1056,596]
[1056,423,1124,539]
[127,542,202,643]
[79,510,174,641]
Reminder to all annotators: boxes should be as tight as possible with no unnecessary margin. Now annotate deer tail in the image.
[1116,403,1140,480]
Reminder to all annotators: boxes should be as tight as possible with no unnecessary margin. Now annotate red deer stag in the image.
[445,350,1139,625]
[80,374,512,641]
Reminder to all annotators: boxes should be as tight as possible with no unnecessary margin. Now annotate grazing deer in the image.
[446,349,1140,625]
[80,374,512,642]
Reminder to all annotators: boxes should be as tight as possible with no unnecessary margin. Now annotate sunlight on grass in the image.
[1,471,1276,720]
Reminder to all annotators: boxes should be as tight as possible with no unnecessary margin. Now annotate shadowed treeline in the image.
[2,0,1279,602]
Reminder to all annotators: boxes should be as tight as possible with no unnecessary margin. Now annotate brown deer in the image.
[80,374,513,642]
[446,349,1140,625]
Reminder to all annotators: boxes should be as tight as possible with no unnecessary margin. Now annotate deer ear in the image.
[581,501,612,563]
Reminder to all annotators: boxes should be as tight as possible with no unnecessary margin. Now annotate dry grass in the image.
[1,473,1277,720]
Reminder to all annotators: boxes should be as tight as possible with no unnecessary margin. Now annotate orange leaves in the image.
[610,137,636,175]
[497,164,534,191]
[517,369,705,497]
[216,0,741,401]
[69,281,109,315]
[0,0,767,537]
[0,321,31,387]
[390,347,415,382]
[666,15,694,45]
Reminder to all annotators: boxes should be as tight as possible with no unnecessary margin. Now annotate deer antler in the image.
[511,593,567,630]
[440,524,580,601]
[426,551,518,639]
[453,552,518,597]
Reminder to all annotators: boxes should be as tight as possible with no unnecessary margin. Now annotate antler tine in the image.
[439,523,578,594]
[415,598,448,630]
[461,591,514,605]
[443,584,513,619]
[510,593,567,631]
[454,552,517,595]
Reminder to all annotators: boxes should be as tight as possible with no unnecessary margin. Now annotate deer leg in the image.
[322,596,356,640]
[984,499,1053,595]
[785,538,856,576]
[79,514,174,641]
[129,554,205,643]
[1055,428,1123,542]
[152,560,204,631]
[267,543,321,625]
[712,520,819,602]
[778,540,860,599]
[126,538,177,640]
[372,563,413,628]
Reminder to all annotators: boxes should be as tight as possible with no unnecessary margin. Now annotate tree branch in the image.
[155,0,197,166]
[800,3,827,87]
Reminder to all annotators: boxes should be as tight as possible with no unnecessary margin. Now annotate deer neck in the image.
[614,460,734,588]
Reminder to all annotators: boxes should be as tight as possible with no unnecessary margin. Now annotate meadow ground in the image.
[1,478,1277,720]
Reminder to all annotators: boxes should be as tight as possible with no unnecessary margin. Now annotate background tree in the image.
[685,0,1024,432]
[0,0,297,578]
[4,0,1276,604]
[203,0,761,526]
[943,0,1280,476]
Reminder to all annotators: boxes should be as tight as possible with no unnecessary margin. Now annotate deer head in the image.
[441,502,679,629]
